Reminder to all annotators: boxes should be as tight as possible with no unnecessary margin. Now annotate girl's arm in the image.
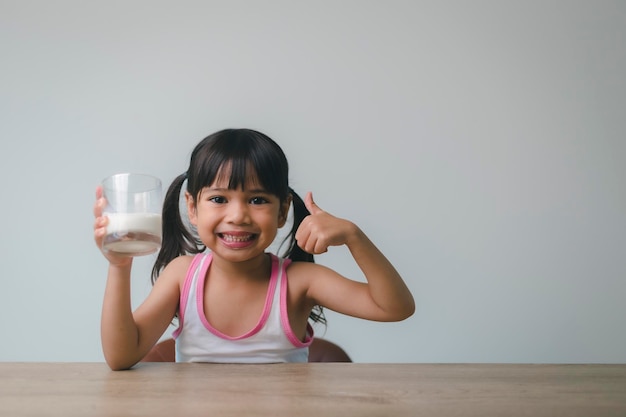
[294,192,415,322]
[99,261,181,370]
[94,187,181,370]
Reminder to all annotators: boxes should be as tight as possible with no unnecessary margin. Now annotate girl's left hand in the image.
[295,192,358,254]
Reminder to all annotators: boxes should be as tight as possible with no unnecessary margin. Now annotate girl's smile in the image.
[218,231,258,249]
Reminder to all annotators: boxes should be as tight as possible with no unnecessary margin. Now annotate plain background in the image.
[1,1,624,363]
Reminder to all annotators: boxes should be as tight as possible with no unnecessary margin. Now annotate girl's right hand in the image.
[93,186,132,267]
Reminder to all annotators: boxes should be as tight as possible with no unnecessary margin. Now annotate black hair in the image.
[151,128,325,324]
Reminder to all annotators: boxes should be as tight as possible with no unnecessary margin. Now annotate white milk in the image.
[103,212,162,256]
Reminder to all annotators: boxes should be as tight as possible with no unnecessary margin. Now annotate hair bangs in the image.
[188,129,289,201]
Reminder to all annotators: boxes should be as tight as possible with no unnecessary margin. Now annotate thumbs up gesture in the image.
[295,192,358,255]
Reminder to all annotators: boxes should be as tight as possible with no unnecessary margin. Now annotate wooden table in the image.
[1,362,625,416]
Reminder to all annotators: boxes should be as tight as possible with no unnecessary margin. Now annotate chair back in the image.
[141,338,351,363]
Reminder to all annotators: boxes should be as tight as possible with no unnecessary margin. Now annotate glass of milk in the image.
[101,173,162,257]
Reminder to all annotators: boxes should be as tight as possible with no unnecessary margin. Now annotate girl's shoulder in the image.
[284,260,343,306]
[158,254,198,284]
[167,254,197,269]
[285,259,334,279]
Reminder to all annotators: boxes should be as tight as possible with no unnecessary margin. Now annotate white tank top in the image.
[173,252,313,363]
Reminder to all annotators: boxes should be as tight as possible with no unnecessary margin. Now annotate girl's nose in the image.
[226,201,251,224]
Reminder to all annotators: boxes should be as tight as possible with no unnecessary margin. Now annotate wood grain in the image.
[1,363,625,416]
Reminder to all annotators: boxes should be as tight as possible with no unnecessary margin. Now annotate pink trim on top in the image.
[195,254,279,340]
[280,258,314,347]
[172,253,210,339]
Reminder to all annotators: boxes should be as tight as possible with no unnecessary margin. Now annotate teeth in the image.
[222,234,253,242]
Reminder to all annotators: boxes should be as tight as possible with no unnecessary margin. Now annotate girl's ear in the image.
[278,194,293,228]
[185,191,198,225]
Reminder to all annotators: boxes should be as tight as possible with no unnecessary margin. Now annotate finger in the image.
[312,238,328,254]
[93,198,104,218]
[294,220,306,243]
[304,191,323,215]
[93,186,106,217]
[295,217,311,247]
[296,228,328,255]
[295,219,316,254]
[301,237,326,255]
[94,215,108,232]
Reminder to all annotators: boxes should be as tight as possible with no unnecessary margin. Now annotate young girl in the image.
[93,128,415,370]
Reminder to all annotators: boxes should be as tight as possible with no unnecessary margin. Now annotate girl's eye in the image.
[250,197,268,205]
[209,196,227,204]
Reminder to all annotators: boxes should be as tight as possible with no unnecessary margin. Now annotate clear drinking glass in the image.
[101,173,162,257]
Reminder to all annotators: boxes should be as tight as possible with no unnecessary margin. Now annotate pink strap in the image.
[280,258,314,347]
[172,253,209,339]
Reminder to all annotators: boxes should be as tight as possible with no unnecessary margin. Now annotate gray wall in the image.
[1,1,624,363]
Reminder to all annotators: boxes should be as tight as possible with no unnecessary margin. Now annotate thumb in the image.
[304,191,323,215]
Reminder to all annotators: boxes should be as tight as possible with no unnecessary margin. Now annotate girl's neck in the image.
[209,252,271,282]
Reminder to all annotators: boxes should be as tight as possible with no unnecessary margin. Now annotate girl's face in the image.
[186,166,290,263]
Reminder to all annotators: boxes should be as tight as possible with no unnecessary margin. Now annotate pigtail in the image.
[151,173,204,283]
[284,188,326,325]
[281,188,314,263]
